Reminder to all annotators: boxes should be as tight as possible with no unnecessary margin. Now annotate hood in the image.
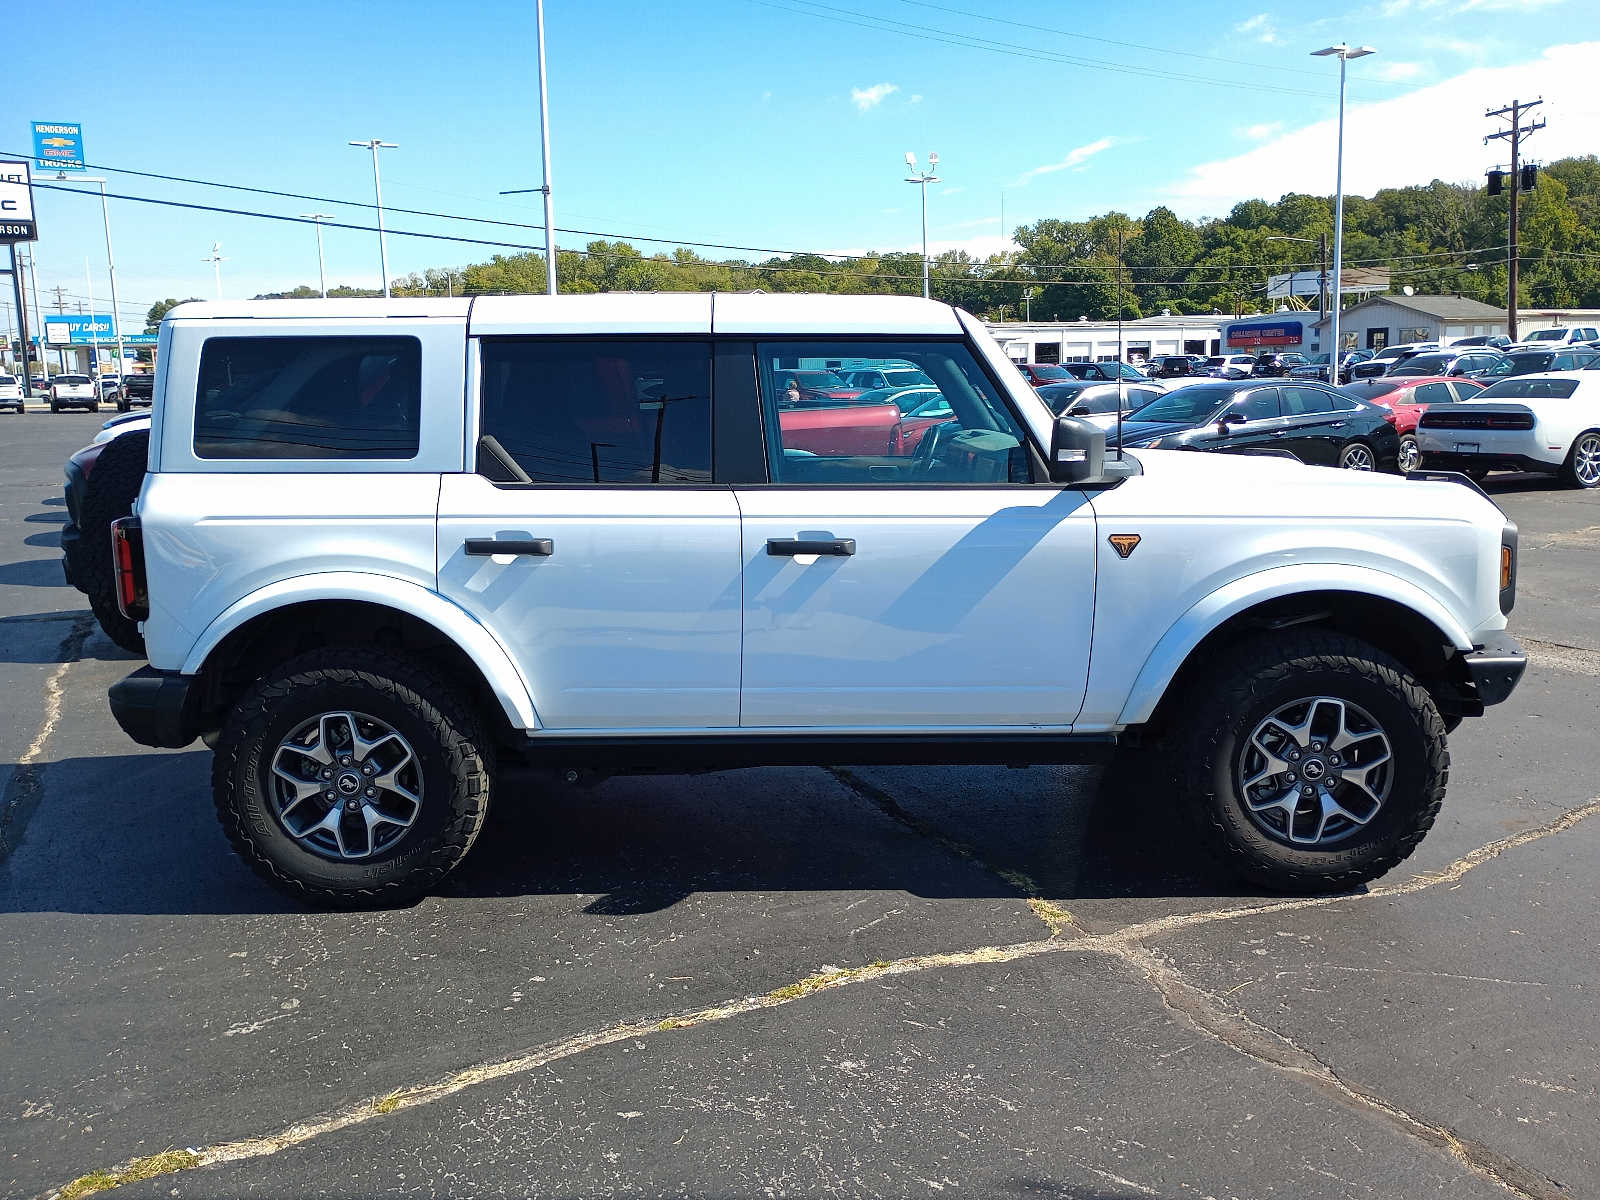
[1122,447,1503,524]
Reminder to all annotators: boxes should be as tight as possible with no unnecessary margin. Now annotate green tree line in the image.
[232,156,1599,322]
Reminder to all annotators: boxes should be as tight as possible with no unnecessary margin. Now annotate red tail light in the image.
[110,517,148,621]
[1382,411,1398,426]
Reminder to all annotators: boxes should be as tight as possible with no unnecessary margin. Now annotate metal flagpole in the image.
[85,258,101,378]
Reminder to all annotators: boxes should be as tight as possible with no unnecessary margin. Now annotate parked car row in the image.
[0,372,156,413]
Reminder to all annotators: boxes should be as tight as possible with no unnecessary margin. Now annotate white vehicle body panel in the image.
[736,486,1096,728]
[437,474,743,731]
[1415,372,1600,470]
[128,294,1515,746]
[0,376,21,400]
[52,380,97,401]
[1079,451,1503,728]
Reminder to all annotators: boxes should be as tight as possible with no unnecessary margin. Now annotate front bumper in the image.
[109,666,203,749]
[1460,632,1527,707]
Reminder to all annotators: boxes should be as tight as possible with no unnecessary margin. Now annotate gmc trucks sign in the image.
[0,161,38,242]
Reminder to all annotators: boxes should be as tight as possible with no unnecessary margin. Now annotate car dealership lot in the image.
[2,417,1597,1198]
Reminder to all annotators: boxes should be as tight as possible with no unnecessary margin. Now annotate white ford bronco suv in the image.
[106,294,1525,906]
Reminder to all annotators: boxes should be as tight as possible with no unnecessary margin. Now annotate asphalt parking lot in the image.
[3,413,1598,1200]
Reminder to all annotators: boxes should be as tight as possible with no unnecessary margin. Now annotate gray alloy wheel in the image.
[1570,432,1600,488]
[269,710,423,861]
[1396,435,1421,473]
[1236,695,1393,847]
[1339,442,1376,471]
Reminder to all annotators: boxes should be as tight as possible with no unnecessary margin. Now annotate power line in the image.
[751,0,1333,99]
[888,0,1411,90]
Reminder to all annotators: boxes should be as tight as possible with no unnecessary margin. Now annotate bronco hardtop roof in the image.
[163,293,964,337]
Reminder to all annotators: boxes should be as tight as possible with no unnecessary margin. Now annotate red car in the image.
[1014,363,1076,386]
[779,401,902,456]
[777,369,865,404]
[1338,376,1485,473]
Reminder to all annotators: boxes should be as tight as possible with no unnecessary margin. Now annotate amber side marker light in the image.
[1501,545,1513,590]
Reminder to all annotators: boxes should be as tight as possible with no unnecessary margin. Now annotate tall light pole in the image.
[498,0,560,296]
[54,176,130,375]
[904,151,941,300]
[301,213,334,297]
[204,242,226,299]
[349,139,397,297]
[1313,44,1374,374]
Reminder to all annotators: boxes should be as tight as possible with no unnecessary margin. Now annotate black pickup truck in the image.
[116,373,154,412]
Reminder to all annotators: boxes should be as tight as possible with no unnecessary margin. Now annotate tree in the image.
[145,298,202,332]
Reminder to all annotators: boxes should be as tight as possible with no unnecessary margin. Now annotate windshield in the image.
[1027,364,1072,381]
[1339,380,1404,401]
[1523,329,1564,342]
[881,368,934,387]
[1480,377,1580,399]
[788,371,850,389]
[57,375,90,385]
[1488,354,1551,377]
[1391,354,1453,375]
[1372,347,1406,361]
[1127,385,1233,424]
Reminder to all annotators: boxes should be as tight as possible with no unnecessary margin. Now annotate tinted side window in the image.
[1413,382,1453,405]
[1236,388,1281,421]
[194,336,421,459]
[760,340,1029,486]
[478,339,712,484]
[1282,385,1333,415]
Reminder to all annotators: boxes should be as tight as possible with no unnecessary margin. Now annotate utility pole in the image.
[49,285,69,369]
[1318,232,1328,329]
[1485,98,1544,342]
[301,214,333,297]
[7,247,33,396]
[25,249,46,380]
[204,243,226,300]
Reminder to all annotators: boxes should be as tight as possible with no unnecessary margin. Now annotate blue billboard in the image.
[44,314,117,344]
[31,121,86,173]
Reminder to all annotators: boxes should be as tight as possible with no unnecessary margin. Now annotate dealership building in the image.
[985,314,1224,364]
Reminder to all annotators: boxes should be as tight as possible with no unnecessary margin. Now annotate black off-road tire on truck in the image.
[76,430,150,655]
[1169,630,1448,893]
[214,648,494,908]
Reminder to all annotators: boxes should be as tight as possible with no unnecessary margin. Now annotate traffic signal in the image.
[1486,170,1504,196]
[1520,164,1537,191]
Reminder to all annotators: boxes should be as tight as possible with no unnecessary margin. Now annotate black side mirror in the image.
[1217,410,1246,434]
[1048,414,1106,484]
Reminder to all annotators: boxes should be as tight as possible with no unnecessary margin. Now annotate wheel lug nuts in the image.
[324,789,335,800]
[1288,750,1300,761]
[1302,785,1315,796]
[340,756,352,766]
[363,763,375,775]
[365,787,375,798]
[1285,771,1297,781]
[321,768,332,779]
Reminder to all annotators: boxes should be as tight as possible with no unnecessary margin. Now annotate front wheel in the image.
[1338,441,1376,471]
[1170,631,1448,892]
[214,648,494,907]
[1560,430,1600,489]
[1396,434,1421,474]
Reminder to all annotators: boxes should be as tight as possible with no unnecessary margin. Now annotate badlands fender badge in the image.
[1107,533,1142,559]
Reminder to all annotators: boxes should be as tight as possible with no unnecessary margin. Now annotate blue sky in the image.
[5,0,1594,330]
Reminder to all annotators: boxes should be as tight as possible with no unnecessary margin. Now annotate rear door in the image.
[734,337,1096,729]
[437,327,744,731]
[1279,384,1344,464]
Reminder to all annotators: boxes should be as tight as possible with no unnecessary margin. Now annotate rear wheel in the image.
[1560,430,1600,489]
[1396,434,1421,473]
[1338,441,1376,471]
[214,648,493,907]
[1169,630,1448,892]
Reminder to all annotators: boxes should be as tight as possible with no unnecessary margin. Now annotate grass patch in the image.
[768,961,891,1002]
[1027,897,1078,935]
[58,1149,202,1198]
[373,1091,405,1115]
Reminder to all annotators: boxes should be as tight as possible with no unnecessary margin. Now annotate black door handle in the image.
[465,537,554,557]
[767,537,855,557]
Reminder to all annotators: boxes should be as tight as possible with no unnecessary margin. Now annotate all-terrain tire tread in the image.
[75,431,149,654]
[213,647,493,908]
[1171,630,1449,893]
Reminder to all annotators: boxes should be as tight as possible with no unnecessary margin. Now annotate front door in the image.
[736,339,1097,729]
[438,337,742,731]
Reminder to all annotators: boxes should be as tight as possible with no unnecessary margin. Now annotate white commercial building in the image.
[986,315,1224,365]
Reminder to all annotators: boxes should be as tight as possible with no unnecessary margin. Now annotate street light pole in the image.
[349,139,398,297]
[301,214,333,297]
[1313,43,1375,377]
[498,4,560,297]
[904,152,941,300]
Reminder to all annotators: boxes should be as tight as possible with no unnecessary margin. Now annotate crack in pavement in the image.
[0,613,94,867]
[44,795,1600,1199]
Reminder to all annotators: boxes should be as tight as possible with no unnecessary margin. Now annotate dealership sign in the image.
[0,160,37,242]
[1227,319,1304,348]
[45,314,118,344]
[31,121,86,173]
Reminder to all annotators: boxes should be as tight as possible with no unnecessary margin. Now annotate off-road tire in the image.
[214,648,493,907]
[1170,630,1448,893]
[74,430,149,654]
[1559,429,1600,489]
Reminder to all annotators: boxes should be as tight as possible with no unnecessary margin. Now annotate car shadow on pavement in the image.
[0,558,73,588]
[0,611,140,663]
[0,748,1271,917]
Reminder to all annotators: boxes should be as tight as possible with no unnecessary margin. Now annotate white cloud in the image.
[850,82,899,112]
[910,93,924,104]
[1234,13,1277,43]
[940,186,965,196]
[1375,61,1423,81]
[1166,41,1600,217]
[1011,137,1117,186]
[1238,121,1284,141]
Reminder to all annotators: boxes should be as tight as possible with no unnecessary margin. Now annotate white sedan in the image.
[1416,367,1600,488]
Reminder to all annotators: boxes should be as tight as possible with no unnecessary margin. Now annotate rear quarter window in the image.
[194,336,422,459]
